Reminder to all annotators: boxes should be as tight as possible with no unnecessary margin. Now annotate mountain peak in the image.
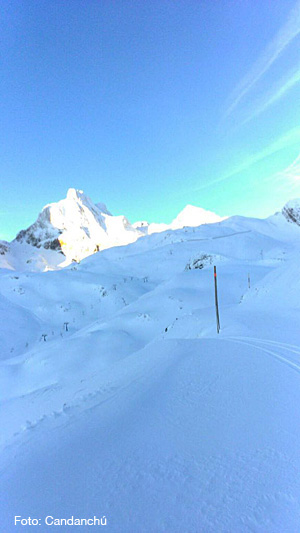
[12,189,140,270]
[66,188,84,201]
[171,204,224,229]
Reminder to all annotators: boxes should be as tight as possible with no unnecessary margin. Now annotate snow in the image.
[170,204,225,228]
[0,190,227,272]
[95,202,112,216]
[0,189,142,271]
[133,204,224,235]
[0,203,300,531]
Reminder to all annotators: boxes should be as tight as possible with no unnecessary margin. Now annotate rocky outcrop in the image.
[282,199,300,226]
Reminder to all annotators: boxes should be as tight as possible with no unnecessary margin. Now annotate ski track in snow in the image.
[225,336,300,374]
[239,336,300,356]
[186,229,252,242]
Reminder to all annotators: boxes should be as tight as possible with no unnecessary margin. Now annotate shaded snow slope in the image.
[0,207,300,531]
[2,338,300,532]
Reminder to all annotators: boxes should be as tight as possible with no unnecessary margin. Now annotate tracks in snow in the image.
[187,229,252,242]
[225,336,300,375]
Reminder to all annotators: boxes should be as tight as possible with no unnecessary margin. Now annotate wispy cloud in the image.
[270,152,300,191]
[281,153,300,180]
[225,1,300,119]
[196,127,300,191]
[240,62,300,126]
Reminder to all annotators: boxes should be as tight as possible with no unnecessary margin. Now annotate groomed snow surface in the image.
[1,212,300,532]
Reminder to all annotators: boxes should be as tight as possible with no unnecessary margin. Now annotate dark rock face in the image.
[185,254,213,270]
[15,206,63,252]
[0,242,9,255]
[282,202,300,226]
[16,230,42,247]
[15,230,26,242]
[43,238,62,251]
[16,229,63,250]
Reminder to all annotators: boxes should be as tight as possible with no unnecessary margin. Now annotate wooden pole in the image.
[214,266,220,334]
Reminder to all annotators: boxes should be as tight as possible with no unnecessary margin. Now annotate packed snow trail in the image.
[1,338,300,532]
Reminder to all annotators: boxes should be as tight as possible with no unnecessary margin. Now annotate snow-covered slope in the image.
[1,205,300,531]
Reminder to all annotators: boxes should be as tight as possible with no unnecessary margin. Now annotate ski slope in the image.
[1,212,300,531]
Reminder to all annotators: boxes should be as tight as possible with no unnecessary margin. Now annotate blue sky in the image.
[1,0,300,240]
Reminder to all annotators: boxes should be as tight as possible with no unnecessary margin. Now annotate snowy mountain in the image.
[1,192,300,277]
[133,204,224,235]
[171,203,225,228]
[0,190,226,272]
[1,189,141,271]
[1,200,300,531]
